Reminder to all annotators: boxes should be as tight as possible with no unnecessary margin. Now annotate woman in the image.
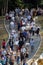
[2,39,6,49]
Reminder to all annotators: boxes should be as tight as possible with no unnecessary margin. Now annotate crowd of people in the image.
[0,7,41,65]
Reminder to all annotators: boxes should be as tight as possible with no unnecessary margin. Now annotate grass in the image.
[37,16,43,29]
[0,16,5,19]
[40,31,43,36]
[37,16,43,36]
[0,18,8,47]
[38,16,43,21]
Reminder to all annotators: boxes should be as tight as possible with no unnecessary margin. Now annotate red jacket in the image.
[2,41,6,46]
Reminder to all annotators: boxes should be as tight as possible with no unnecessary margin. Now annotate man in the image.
[9,21,15,30]
[22,30,28,41]
[23,59,28,65]
[27,14,32,21]
[30,38,34,52]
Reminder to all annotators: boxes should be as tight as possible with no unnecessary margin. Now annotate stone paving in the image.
[4,19,41,60]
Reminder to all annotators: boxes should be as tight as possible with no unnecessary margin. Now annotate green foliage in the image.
[15,0,24,8]
[0,0,42,9]
[24,3,34,9]
[0,0,43,15]
[40,0,43,5]
[0,0,3,8]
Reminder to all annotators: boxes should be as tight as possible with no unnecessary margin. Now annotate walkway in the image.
[27,17,43,65]
[4,18,41,60]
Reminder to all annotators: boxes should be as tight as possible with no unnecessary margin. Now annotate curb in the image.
[4,18,10,46]
[26,17,41,64]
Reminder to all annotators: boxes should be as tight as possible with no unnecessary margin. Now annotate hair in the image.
[3,39,5,41]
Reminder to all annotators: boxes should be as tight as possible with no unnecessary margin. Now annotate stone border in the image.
[4,17,41,64]
[26,17,41,64]
[4,18,10,46]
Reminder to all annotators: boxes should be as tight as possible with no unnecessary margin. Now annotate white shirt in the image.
[22,20,26,25]
[32,26,37,31]
[21,26,26,31]
[14,41,19,45]
[11,17,15,21]
[25,43,30,46]
[24,18,27,23]
[27,15,31,20]
[30,39,34,46]
[0,63,2,65]
[31,22,35,27]
[21,48,26,54]
[13,33,18,41]
[10,22,14,29]
[9,14,13,18]
[2,50,6,56]
[6,13,8,16]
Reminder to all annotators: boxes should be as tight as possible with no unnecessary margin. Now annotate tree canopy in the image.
[0,0,43,15]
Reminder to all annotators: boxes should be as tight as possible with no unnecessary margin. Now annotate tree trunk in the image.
[1,8,3,16]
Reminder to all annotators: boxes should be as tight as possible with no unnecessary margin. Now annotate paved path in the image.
[32,31,43,59]
[4,19,41,60]
[27,17,43,65]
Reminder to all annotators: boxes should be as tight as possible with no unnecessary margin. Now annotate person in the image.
[0,63,2,65]
[30,59,37,65]
[2,39,6,49]
[18,37,24,50]
[15,14,20,23]
[36,26,40,35]
[30,38,34,52]
[13,32,18,41]
[21,45,26,61]
[5,13,9,20]
[18,22,21,31]
[21,46,26,55]
[27,13,32,21]
[11,39,14,51]
[32,25,36,36]
[24,8,29,16]
[25,48,29,58]
[22,30,28,41]
[16,50,21,65]
[1,48,6,56]
[23,59,28,65]
[10,54,17,65]
[9,21,15,30]
[10,55,15,65]
[6,46,12,55]
[8,39,14,51]
[0,54,7,65]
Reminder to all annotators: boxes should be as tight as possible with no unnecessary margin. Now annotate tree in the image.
[0,0,4,15]
[0,0,8,15]
[23,0,41,8]
[15,0,24,8]
[0,0,42,16]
